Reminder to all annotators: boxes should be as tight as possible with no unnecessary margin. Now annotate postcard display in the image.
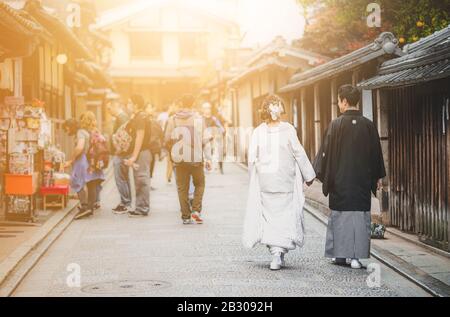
[0,100,54,222]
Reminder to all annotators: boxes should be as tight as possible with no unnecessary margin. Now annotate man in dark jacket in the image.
[314,85,386,269]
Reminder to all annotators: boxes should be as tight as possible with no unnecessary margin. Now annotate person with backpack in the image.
[165,94,213,225]
[123,94,152,218]
[108,101,131,214]
[161,103,180,184]
[201,102,226,174]
[145,103,164,180]
[63,112,106,220]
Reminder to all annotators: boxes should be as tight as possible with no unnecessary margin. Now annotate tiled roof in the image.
[229,59,301,86]
[0,2,43,35]
[24,1,94,60]
[358,37,450,89]
[95,0,237,30]
[228,36,330,86]
[77,60,115,88]
[279,32,403,93]
[244,36,330,68]
[403,25,450,54]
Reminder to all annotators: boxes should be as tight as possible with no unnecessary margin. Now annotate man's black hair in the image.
[131,94,145,110]
[181,94,195,109]
[338,85,361,108]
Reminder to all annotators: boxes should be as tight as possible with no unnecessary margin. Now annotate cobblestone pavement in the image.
[12,162,429,297]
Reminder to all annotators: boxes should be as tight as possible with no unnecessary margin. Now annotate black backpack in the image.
[130,112,158,155]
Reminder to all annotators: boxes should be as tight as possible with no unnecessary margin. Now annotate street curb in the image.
[303,202,450,298]
[384,227,450,260]
[0,200,79,296]
[236,162,248,172]
[306,197,450,260]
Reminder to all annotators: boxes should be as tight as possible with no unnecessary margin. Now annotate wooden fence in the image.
[388,82,449,251]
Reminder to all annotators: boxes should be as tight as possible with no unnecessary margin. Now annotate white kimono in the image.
[243,122,316,251]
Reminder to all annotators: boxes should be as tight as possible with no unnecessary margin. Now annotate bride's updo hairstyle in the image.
[259,94,286,122]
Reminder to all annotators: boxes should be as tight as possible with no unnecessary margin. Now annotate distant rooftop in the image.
[95,0,238,30]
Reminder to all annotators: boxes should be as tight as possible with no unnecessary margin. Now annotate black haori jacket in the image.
[313,110,386,212]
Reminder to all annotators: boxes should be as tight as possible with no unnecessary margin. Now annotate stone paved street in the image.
[12,162,429,297]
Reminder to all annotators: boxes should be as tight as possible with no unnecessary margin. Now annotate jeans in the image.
[96,183,102,203]
[113,155,131,207]
[78,179,103,211]
[150,153,157,178]
[175,163,205,220]
[133,150,151,214]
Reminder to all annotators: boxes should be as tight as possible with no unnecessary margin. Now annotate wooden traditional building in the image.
[0,1,46,99]
[1,0,114,154]
[95,0,241,110]
[279,32,403,160]
[359,26,450,251]
[227,36,329,162]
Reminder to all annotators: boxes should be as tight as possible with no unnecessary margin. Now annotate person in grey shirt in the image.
[124,95,152,218]
[108,101,131,214]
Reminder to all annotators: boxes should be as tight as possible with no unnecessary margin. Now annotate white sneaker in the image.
[183,218,194,225]
[270,254,282,271]
[351,259,362,269]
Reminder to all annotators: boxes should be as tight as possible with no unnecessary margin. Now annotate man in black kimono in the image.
[313,85,386,269]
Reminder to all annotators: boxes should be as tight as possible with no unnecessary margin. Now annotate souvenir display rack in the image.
[0,116,9,219]
[1,99,51,222]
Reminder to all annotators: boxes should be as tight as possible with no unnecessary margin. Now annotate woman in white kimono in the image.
[243,95,316,271]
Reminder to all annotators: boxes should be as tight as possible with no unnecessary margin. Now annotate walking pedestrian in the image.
[123,94,152,218]
[63,112,105,220]
[107,101,131,214]
[161,103,179,184]
[202,102,225,174]
[165,94,212,225]
[146,103,163,185]
[243,95,316,271]
[314,85,386,269]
